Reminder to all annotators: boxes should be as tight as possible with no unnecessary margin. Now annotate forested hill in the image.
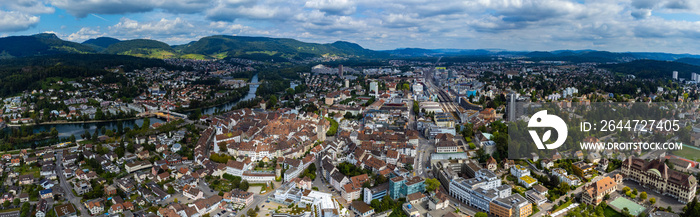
[0,33,387,60]
[0,54,184,97]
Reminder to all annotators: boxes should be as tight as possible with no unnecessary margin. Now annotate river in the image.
[16,74,261,141]
[200,74,260,115]
[16,73,301,145]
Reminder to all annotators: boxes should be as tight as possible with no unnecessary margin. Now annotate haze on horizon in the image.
[2,0,700,54]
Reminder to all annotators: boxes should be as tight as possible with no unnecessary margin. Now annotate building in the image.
[510,165,537,188]
[389,176,425,199]
[370,81,379,96]
[621,157,697,203]
[223,189,254,206]
[489,194,532,217]
[551,168,581,186]
[35,199,48,217]
[84,199,104,215]
[524,190,546,206]
[581,176,618,205]
[449,169,512,212]
[54,203,77,217]
[363,182,390,204]
[350,201,374,217]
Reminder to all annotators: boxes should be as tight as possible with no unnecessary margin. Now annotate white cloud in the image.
[1,0,55,14]
[67,27,105,42]
[109,17,195,36]
[304,0,356,15]
[0,10,39,32]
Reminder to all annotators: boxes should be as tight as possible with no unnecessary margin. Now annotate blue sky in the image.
[3,0,700,53]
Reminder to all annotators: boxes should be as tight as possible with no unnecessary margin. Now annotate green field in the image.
[604,207,624,217]
[609,197,646,216]
[181,54,210,60]
[672,144,700,161]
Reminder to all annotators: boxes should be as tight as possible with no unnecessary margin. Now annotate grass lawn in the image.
[672,145,700,161]
[603,207,624,217]
[18,165,40,178]
[553,200,573,213]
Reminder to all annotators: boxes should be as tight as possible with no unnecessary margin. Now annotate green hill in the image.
[103,39,177,58]
[175,35,388,59]
[0,33,95,58]
[82,37,121,51]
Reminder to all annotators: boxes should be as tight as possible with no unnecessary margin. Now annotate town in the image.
[1,55,700,217]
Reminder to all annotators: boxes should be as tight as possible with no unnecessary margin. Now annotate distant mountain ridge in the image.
[3,33,700,63]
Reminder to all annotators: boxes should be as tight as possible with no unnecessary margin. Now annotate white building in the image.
[449,169,512,212]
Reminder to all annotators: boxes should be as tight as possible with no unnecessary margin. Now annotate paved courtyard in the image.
[619,180,686,212]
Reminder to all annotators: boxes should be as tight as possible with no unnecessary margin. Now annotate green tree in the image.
[239,180,249,191]
[474,212,488,217]
[12,198,19,206]
[640,192,647,201]
[425,178,440,192]
[650,198,656,205]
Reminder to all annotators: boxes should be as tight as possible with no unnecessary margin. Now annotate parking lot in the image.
[0,211,19,217]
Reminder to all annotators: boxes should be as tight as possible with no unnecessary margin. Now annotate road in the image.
[414,137,435,178]
[55,151,90,217]
[530,171,614,217]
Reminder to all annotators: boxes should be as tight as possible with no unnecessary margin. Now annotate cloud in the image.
[109,17,195,36]
[49,0,156,17]
[1,0,55,14]
[304,0,356,15]
[0,10,39,32]
[66,27,105,41]
[206,0,293,22]
[631,9,652,19]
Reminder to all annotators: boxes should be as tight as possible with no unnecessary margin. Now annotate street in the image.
[55,151,90,217]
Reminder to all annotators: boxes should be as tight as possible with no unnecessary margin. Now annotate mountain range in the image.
[3,33,700,65]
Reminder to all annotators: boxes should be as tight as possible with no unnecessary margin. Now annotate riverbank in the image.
[5,116,145,127]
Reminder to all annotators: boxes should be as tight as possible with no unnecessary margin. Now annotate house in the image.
[84,199,104,215]
[34,199,48,217]
[109,203,124,214]
[540,159,553,170]
[54,203,77,217]
[223,189,254,206]
[104,185,117,196]
[486,156,497,171]
[330,171,349,191]
[18,193,28,202]
[190,195,223,216]
[351,201,375,217]
[18,174,33,185]
[183,185,204,200]
[39,189,53,199]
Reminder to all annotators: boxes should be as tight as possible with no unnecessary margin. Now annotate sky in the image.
[3,0,700,53]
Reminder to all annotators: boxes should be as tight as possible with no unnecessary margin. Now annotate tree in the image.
[474,212,488,217]
[247,208,257,217]
[425,178,440,192]
[12,198,19,206]
[650,198,656,205]
[239,180,250,191]
[622,187,630,192]
[167,185,175,194]
[632,188,638,195]
[255,206,260,212]
[3,200,9,208]
[640,192,647,201]
[268,95,278,108]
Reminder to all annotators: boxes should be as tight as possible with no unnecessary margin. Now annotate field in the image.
[180,54,210,60]
[603,207,623,217]
[672,144,700,161]
[609,197,645,216]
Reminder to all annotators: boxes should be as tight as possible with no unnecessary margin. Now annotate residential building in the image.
[350,201,374,217]
[449,169,512,212]
[54,203,77,217]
